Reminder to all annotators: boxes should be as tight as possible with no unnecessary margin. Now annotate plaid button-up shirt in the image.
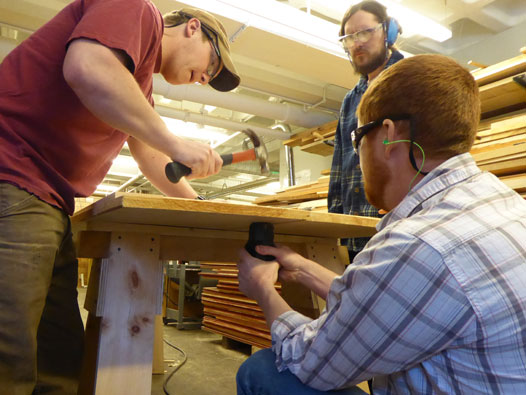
[328,51,404,254]
[272,153,526,393]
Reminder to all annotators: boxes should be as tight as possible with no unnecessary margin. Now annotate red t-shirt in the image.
[0,0,163,214]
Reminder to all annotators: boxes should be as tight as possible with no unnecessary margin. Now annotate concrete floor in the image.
[77,287,250,395]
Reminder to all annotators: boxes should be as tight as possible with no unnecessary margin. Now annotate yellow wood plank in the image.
[72,193,379,239]
[501,174,526,192]
[283,120,338,147]
[479,74,526,117]
[300,139,335,156]
[473,54,526,86]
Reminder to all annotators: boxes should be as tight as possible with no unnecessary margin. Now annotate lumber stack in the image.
[254,175,330,210]
[200,262,281,349]
[471,49,526,199]
[473,52,526,119]
[282,120,338,156]
[473,112,526,198]
[471,111,526,193]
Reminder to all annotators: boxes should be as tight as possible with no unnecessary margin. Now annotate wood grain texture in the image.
[72,193,379,239]
[473,54,526,87]
[90,233,163,395]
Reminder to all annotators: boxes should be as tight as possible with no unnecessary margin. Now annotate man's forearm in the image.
[296,258,338,300]
[128,137,198,198]
[255,286,293,328]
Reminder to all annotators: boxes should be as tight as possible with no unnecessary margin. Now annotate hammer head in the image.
[241,129,270,175]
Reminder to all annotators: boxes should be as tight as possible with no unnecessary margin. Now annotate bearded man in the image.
[328,0,404,262]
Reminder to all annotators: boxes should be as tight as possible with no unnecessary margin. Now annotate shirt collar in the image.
[377,153,481,230]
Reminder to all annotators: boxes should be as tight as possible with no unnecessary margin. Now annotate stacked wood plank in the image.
[473,115,526,177]
[472,51,526,119]
[200,262,281,349]
[254,175,329,210]
[282,120,338,156]
[471,49,526,199]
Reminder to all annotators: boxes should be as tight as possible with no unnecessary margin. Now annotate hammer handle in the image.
[223,149,256,165]
[165,149,257,183]
[165,161,191,184]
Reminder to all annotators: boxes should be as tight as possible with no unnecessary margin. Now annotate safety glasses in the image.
[351,114,410,154]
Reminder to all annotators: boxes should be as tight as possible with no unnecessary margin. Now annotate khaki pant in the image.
[0,183,83,395]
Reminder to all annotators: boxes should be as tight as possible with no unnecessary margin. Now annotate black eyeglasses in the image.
[351,114,410,153]
[200,25,221,80]
[350,114,429,175]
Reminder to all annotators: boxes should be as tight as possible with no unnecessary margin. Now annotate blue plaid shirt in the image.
[272,153,526,393]
[328,51,404,254]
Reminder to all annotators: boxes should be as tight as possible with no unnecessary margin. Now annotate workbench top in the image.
[72,192,379,239]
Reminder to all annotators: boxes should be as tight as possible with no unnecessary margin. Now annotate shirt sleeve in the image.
[67,0,162,73]
[271,229,476,391]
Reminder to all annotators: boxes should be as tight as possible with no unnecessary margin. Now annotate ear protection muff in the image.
[383,17,401,47]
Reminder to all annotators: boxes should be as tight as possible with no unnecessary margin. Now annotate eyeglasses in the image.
[351,114,410,154]
[200,25,221,80]
[339,23,383,50]
[165,11,222,81]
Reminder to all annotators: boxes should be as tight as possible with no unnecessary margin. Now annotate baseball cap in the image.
[168,8,240,92]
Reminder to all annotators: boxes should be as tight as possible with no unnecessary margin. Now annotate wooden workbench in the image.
[72,192,379,395]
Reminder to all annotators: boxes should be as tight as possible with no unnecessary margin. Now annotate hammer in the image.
[165,129,270,184]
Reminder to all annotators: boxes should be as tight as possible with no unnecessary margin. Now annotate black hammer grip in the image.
[166,154,233,184]
[165,161,192,184]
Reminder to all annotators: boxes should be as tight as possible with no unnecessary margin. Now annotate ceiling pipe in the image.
[153,76,336,129]
[155,105,291,140]
[272,124,296,187]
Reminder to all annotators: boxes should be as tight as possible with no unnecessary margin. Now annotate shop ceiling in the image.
[1,0,525,202]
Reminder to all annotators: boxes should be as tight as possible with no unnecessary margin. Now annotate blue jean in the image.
[0,183,84,394]
[236,348,368,395]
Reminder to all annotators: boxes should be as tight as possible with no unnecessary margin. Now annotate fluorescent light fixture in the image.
[183,0,450,55]
[161,116,239,148]
[179,0,343,56]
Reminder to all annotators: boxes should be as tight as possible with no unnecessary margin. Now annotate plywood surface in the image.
[72,192,379,239]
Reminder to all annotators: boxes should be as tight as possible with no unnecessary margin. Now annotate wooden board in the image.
[203,317,271,342]
[72,193,379,239]
[472,54,526,87]
[204,307,268,331]
[501,174,526,192]
[202,287,259,305]
[283,120,338,147]
[201,299,265,318]
[300,139,335,156]
[479,74,526,118]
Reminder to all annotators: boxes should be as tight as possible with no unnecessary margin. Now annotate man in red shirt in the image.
[0,0,240,393]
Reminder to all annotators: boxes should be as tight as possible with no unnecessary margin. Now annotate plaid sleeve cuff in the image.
[271,310,313,372]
